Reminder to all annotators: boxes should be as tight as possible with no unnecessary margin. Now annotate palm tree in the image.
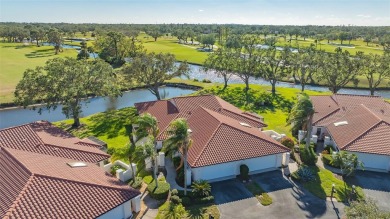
[286,93,315,150]
[136,113,160,188]
[164,118,193,196]
[165,204,187,219]
[136,138,159,188]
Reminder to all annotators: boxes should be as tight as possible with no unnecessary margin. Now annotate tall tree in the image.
[261,46,290,94]
[122,52,189,100]
[47,28,63,55]
[30,27,46,47]
[77,40,89,60]
[286,93,315,149]
[319,48,361,93]
[203,48,234,90]
[357,52,390,95]
[164,118,193,196]
[136,113,161,188]
[14,58,121,127]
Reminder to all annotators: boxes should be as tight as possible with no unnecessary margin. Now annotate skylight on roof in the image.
[334,121,348,127]
[67,162,88,168]
[239,122,252,128]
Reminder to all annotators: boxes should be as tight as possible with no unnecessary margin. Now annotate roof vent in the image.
[334,121,348,127]
[239,122,252,128]
[67,162,88,168]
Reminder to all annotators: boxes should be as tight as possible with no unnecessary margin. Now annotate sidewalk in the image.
[165,157,192,191]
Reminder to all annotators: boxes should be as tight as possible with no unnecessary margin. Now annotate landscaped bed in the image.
[293,166,364,202]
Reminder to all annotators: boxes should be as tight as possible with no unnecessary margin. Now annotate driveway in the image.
[346,171,390,211]
[212,171,345,219]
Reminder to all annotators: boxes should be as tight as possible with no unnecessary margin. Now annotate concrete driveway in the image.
[346,171,390,211]
[211,171,345,219]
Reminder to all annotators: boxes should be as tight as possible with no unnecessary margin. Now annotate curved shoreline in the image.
[0,83,202,110]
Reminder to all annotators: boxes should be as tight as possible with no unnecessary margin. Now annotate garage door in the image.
[192,154,280,182]
[356,152,390,171]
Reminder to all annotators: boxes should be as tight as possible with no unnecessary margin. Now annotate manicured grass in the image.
[53,107,137,156]
[244,181,272,206]
[156,201,220,219]
[141,35,209,65]
[196,84,329,137]
[0,42,77,103]
[300,166,364,202]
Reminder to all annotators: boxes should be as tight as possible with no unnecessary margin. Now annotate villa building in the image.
[0,121,141,219]
[135,95,290,183]
[310,94,390,172]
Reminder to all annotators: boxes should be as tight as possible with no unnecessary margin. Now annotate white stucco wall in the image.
[191,154,283,182]
[97,200,132,219]
[353,152,390,172]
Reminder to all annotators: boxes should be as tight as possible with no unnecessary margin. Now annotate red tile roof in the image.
[0,121,109,163]
[311,94,389,126]
[311,94,390,156]
[187,108,289,167]
[0,147,140,219]
[135,95,267,141]
[135,95,287,168]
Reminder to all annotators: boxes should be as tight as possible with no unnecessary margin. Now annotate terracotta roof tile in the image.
[1,148,140,219]
[135,95,266,141]
[187,107,289,167]
[135,95,286,168]
[311,94,390,156]
[0,121,109,163]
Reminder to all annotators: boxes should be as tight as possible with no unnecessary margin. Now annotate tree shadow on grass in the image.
[86,107,137,139]
[25,49,56,58]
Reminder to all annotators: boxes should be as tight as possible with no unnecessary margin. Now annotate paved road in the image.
[346,171,390,211]
[212,171,345,219]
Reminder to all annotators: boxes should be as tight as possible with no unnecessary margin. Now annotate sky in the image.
[0,0,389,26]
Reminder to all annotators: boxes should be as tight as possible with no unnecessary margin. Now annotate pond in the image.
[184,64,390,98]
[0,87,194,129]
[42,42,81,49]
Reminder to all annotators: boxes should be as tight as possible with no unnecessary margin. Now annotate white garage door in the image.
[192,154,282,182]
[355,152,390,171]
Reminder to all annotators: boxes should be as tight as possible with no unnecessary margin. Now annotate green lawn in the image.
[0,42,77,103]
[140,35,209,65]
[299,166,364,202]
[196,84,329,137]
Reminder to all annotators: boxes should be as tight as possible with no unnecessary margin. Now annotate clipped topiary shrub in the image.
[147,181,170,200]
[240,164,250,180]
[281,137,295,149]
[170,195,182,205]
[128,177,143,189]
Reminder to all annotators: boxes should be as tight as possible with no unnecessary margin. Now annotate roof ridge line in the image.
[334,93,382,98]
[222,123,289,151]
[222,108,267,126]
[32,173,133,192]
[191,107,223,167]
[313,108,340,125]
[341,120,384,150]
[5,174,35,218]
[1,147,32,174]
[43,143,109,157]
[360,104,383,122]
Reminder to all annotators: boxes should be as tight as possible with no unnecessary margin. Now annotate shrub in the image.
[191,180,211,197]
[170,195,182,205]
[260,193,273,206]
[106,147,115,155]
[171,189,178,196]
[193,78,199,82]
[199,195,214,204]
[181,196,191,206]
[128,177,143,189]
[240,164,249,180]
[293,165,315,182]
[110,165,124,175]
[202,79,212,83]
[147,181,170,200]
[300,145,318,165]
[324,145,334,154]
[281,137,295,149]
